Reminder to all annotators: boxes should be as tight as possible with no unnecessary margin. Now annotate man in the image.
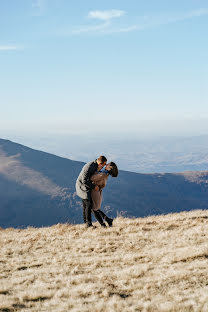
[76,156,107,228]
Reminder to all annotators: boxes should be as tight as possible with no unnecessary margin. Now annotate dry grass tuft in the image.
[1,209,208,311]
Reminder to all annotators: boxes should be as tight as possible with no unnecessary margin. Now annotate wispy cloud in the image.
[0,46,21,51]
[88,10,125,21]
[70,8,208,35]
[180,7,208,19]
[157,7,208,25]
[105,7,208,34]
[70,9,125,35]
[71,21,110,35]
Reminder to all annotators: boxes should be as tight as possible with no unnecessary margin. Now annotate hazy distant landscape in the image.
[5,134,208,173]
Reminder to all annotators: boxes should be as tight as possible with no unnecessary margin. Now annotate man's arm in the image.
[82,163,97,190]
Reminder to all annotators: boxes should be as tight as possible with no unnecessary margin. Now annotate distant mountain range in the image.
[9,134,208,173]
[0,138,208,228]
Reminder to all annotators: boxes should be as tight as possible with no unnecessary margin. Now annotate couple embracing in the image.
[76,156,118,228]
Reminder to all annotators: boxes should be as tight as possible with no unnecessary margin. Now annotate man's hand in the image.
[94,185,99,191]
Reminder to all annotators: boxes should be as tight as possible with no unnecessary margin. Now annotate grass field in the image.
[1,209,208,312]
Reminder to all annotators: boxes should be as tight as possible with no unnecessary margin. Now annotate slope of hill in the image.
[0,210,208,312]
[1,138,208,228]
[0,138,83,227]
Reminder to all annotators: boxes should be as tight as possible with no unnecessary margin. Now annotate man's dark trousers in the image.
[82,199,93,226]
[82,198,104,226]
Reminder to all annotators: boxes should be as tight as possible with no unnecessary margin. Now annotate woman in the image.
[90,162,118,227]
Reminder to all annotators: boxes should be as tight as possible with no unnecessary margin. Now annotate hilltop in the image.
[1,210,208,312]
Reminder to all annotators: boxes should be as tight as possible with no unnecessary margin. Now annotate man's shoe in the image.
[101,223,107,228]
[105,217,113,227]
[86,224,97,229]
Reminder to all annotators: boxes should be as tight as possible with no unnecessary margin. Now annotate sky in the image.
[0,0,208,137]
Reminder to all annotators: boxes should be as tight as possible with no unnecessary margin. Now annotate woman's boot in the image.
[105,216,113,227]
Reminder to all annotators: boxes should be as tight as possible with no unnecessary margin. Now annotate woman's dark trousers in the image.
[97,210,107,220]
[92,210,105,225]
[94,210,112,226]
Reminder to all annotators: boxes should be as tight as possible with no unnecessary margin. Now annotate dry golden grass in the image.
[1,210,208,312]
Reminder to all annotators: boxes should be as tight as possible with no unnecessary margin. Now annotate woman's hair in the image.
[107,162,118,177]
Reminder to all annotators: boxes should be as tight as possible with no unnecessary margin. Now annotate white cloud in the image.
[100,7,208,34]
[184,7,208,18]
[0,46,19,51]
[69,9,125,35]
[88,9,126,21]
[71,21,110,35]
[64,7,208,36]
[107,25,140,33]
[159,7,208,25]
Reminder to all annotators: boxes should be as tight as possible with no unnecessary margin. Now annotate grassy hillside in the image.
[1,210,208,312]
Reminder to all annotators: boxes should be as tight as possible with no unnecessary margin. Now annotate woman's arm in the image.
[91,173,108,188]
[91,172,106,182]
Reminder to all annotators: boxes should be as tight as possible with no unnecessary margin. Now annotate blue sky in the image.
[0,0,208,136]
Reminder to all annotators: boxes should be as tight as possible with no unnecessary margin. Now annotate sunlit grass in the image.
[1,209,208,311]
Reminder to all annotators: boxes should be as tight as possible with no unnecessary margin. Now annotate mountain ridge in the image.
[1,138,208,228]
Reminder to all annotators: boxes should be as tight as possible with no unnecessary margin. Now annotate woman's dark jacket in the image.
[76,160,98,199]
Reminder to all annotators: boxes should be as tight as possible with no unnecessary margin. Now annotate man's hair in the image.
[97,155,107,164]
